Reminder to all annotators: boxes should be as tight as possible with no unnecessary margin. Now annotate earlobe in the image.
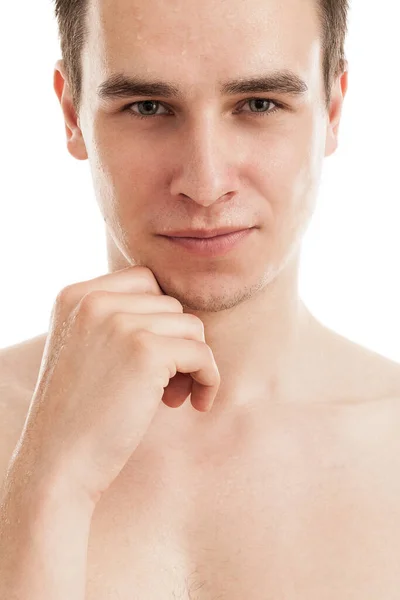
[324,129,338,158]
[53,60,88,162]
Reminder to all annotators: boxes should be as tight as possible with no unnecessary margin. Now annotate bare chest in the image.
[85,410,400,600]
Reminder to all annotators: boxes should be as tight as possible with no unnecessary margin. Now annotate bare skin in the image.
[1,328,400,599]
[2,0,400,596]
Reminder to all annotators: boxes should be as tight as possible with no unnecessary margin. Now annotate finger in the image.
[162,372,194,409]
[73,292,183,321]
[155,335,220,412]
[53,266,165,325]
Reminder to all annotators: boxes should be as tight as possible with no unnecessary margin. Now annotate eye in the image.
[123,100,169,119]
[122,98,284,120]
[238,98,282,117]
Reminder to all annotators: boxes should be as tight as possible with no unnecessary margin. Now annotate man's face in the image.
[65,0,345,312]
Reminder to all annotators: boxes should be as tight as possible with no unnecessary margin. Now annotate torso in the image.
[85,396,400,599]
[2,331,400,599]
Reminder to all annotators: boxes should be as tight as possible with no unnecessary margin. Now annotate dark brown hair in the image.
[52,0,349,115]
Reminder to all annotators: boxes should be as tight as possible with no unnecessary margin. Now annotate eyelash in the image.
[121,97,284,121]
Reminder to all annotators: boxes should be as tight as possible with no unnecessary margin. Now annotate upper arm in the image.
[0,383,31,491]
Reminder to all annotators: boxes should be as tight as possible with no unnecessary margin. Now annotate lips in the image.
[162,228,255,257]
[162,226,253,239]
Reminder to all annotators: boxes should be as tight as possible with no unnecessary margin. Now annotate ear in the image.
[53,59,88,161]
[325,61,349,157]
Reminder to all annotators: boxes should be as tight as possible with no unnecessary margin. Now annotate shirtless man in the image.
[1,0,400,597]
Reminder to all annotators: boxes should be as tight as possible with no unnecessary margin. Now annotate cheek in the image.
[249,117,325,244]
[95,140,166,208]
[88,133,142,210]
[272,115,324,211]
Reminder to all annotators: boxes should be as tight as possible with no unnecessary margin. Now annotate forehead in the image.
[83,0,322,100]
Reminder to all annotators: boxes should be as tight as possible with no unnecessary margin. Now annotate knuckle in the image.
[186,313,205,336]
[77,290,109,320]
[134,328,152,348]
[108,311,130,334]
[107,314,151,352]
[203,343,219,373]
[164,296,184,312]
[137,266,158,287]
[131,329,158,363]
[55,284,77,307]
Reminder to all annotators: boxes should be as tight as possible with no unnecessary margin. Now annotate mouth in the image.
[160,228,255,257]
[160,226,255,238]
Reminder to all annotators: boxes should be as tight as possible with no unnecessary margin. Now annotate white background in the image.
[0,1,399,361]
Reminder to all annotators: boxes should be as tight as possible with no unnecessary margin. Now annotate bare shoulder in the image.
[0,334,48,489]
[0,332,48,425]
[312,315,400,404]
[0,333,48,393]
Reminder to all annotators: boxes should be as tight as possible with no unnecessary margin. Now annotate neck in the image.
[107,237,323,417]
[185,252,315,414]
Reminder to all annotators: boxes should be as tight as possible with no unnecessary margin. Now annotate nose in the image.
[169,117,240,208]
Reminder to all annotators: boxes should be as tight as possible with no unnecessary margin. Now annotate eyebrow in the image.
[97,69,309,102]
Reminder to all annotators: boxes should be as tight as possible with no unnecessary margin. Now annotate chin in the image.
[152,269,266,314]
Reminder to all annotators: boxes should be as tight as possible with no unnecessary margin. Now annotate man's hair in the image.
[52,0,349,116]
